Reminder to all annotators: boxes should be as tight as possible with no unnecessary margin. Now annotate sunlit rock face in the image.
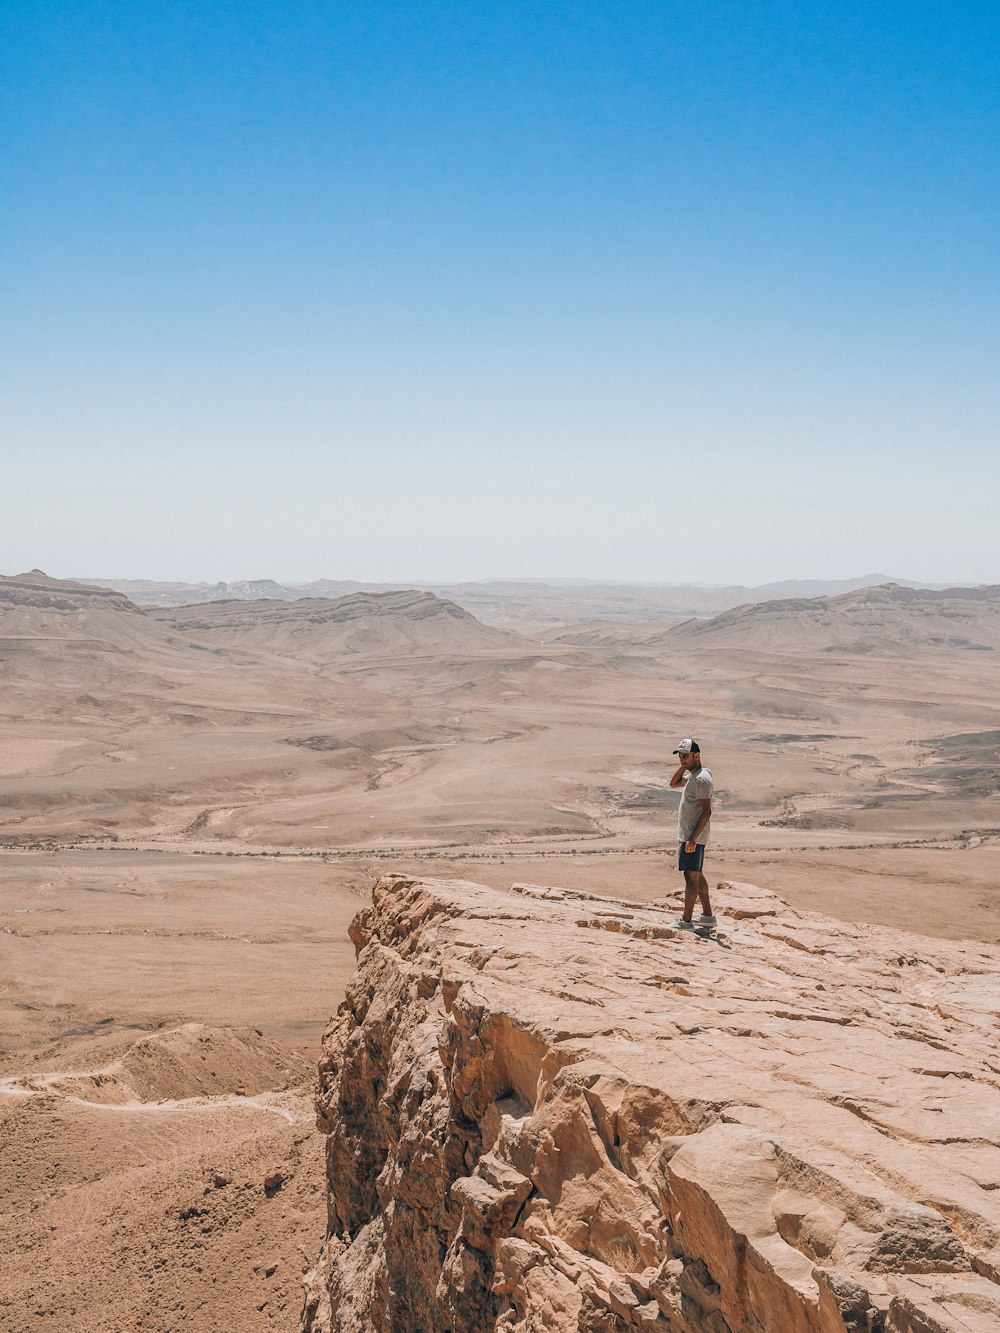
[302,875,1000,1332]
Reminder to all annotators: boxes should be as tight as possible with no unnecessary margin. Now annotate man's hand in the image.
[685,840,696,854]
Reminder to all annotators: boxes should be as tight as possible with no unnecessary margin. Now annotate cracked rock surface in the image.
[302,875,1000,1332]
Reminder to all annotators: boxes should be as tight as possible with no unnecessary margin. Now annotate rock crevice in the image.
[303,876,1000,1331]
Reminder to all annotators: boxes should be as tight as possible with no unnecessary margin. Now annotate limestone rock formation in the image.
[303,876,1000,1331]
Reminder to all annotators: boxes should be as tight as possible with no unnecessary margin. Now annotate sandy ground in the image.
[2,580,998,1330]
[0,854,363,1332]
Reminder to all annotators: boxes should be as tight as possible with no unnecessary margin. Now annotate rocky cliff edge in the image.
[302,876,1000,1332]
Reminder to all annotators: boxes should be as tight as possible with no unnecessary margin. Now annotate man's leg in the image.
[682,870,699,921]
[695,871,712,916]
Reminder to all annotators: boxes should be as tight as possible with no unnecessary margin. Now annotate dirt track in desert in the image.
[2,573,998,1330]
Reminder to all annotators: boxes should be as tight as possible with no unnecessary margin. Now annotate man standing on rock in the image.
[669,739,716,930]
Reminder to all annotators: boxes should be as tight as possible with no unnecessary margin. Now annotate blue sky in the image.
[2,1,997,584]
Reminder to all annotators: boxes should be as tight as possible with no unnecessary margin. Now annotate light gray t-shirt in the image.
[678,766,713,845]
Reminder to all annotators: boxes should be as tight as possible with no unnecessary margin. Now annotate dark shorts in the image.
[678,842,706,872]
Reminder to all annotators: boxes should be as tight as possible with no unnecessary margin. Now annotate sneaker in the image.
[672,917,695,930]
[695,915,718,929]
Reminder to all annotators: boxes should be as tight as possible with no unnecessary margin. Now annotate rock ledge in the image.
[303,876,1000,1331]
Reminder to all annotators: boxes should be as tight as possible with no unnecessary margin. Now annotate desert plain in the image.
[1,570,998,1331]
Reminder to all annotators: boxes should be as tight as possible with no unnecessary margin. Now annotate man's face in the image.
[677,749,699,769]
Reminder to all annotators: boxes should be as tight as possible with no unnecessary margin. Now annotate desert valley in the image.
[2,569,999,1331]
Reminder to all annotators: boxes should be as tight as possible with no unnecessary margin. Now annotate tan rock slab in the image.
[304,875,1000,1330]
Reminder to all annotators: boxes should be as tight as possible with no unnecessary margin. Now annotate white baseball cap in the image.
[672,738,700,754]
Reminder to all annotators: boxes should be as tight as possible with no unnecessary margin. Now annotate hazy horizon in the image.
[3,3,998,586]
[15,566,991,593]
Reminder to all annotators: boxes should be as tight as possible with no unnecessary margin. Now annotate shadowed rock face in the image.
[303,876,1000,1332]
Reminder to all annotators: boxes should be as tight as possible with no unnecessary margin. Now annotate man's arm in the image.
[668,765,687,789]
[684,798,712,852]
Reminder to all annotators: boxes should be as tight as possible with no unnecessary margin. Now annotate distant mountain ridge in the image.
[148,588,523,660]
[13,571,996,661]
[0,572,526,665]
[0,569,174,654]
[665,582,1000,654]
[1,569,141,613]
[80,572,965,626]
